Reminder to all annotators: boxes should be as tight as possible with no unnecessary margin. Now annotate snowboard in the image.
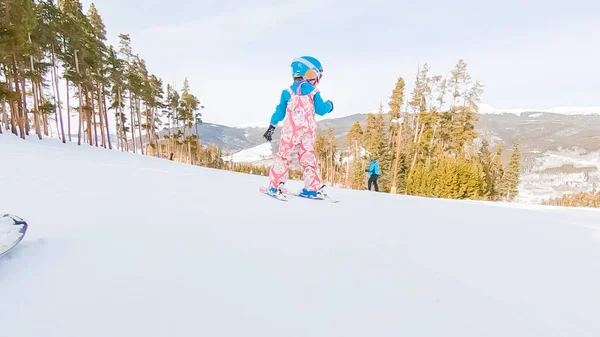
[0,214,28,258]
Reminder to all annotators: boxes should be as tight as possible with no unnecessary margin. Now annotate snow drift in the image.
[1,133,600,337]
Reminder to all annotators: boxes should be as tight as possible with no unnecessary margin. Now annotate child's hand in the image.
[326,100,334,113]
[263,125,276,142]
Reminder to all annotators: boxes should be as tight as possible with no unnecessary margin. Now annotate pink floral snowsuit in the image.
[268,86,323,192]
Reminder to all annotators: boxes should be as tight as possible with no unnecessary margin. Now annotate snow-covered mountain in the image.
[479,103,600,116]
[2,132,600,336]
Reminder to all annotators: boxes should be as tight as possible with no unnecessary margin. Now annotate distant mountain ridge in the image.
[478,104,600,116]
[185,108,600,156]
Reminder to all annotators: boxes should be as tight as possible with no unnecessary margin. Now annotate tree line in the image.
[541,187,600,208]
[0,0,292,179]
[0,0,208,163]
[314,60,522,202]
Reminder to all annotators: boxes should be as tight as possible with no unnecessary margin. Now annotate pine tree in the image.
[363,105,391,191]
[178,78,201,163]
[345,121,365,189]
[315,127,338,186]
[0,0,205,159]
[387,77,406,193]
[500,138,521,201]
[86,2,111,149]
[478,138,493,198]
[388,77,405,144]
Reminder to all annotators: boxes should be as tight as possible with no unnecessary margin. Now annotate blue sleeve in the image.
[368,162,374,174]
[313,92,333,116]
[270,90,291,126]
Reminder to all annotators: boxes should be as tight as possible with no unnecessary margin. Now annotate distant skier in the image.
[262,56,334,198]
[366,158,380,192]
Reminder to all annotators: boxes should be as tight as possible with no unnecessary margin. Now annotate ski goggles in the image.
[292,57,323,81]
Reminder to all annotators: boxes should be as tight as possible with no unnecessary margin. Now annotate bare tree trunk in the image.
[43,113,49,136]
[75,50,84,145]
[36,81,46,136]
[151,107,157,153]
[20,78,30,136]
[38,78,49,136]
[0,99,7,133]
[417,122,425,143]
[6,75,18,136]
[116,88,125,151]
[144,104,151,146]
[10,56,25,139]
[77,84,83,145]
[50,46,65,142]
[31,80,42,140]
[136,99,144,155]
[95,86,105,148]
[413,114,420,143]
[345,156,350,187]
[28,54,42,139]
[66,80,71,141]
[391,121,404,193]
[129,92,136,153]
[430,123,438,148]
[10,100,18,136]
[87,89,95,146]
[331,150,335,186]
[115,118,121,151]
[49,69,59,138]
[101,89,112,149]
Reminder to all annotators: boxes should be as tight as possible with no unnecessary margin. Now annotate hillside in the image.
[2,133,600,336]
[49,106,600,204]
[195,111,600,204]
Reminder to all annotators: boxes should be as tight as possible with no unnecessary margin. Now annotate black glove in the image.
[263,125,276,142]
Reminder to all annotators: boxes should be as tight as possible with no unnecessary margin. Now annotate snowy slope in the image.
[222,142,274,163]
[1,133,600,337]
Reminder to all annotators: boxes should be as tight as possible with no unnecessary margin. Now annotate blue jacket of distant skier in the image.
[269,80,334,126]
[368,160,380,176]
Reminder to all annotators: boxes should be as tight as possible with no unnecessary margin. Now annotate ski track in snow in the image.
[1,133,600,337]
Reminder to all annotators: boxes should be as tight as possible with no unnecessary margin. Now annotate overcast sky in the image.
[82,0,599,126]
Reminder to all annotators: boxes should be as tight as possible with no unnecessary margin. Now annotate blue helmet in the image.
[290,56,323,81]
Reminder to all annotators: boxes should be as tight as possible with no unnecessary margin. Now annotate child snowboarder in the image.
[262,56,334,199]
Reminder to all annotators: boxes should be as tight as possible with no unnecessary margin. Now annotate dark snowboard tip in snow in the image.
[0,214,28,258]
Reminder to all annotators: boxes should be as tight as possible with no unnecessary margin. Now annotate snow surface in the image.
[1,133,600,336]
[0,216,25,255]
